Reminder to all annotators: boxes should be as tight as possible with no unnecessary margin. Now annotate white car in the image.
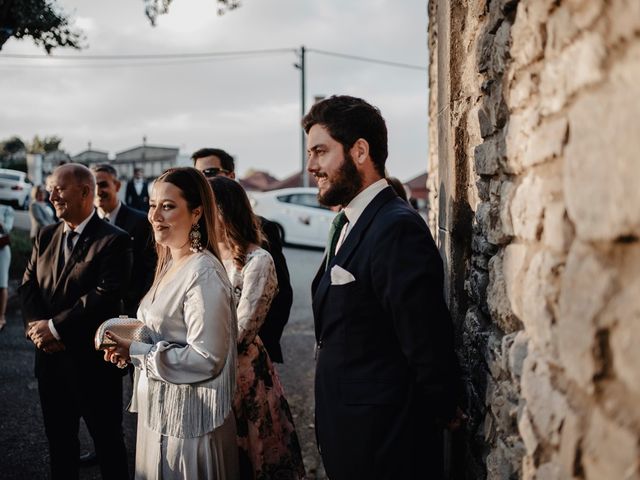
[0,168,32,209]
[250,187,336,248]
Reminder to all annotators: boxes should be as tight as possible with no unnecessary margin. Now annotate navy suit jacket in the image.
[311,187,459,480]
[114,203,156,316]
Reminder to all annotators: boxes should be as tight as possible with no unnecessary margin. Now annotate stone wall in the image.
[428,1,640,478]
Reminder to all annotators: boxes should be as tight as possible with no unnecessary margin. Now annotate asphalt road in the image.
[0,245,326,479]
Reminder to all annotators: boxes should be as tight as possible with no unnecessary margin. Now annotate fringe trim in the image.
[145,293,238,439]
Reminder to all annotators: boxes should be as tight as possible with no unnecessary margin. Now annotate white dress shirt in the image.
[97,201,122,224]
[335,178,390,254]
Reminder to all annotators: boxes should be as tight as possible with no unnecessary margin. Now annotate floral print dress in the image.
[223,248,306,480]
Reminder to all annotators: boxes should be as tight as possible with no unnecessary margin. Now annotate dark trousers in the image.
[37,354,129,480]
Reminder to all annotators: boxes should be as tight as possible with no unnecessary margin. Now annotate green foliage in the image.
[28,135,62,154]
[144,0,241,26]
[0,0,84,53]
[8,229,32,280]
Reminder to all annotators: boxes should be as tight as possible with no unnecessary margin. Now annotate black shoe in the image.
[79,451,98,466]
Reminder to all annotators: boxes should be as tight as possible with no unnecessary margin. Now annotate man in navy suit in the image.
[304,96,459,480]
[92,164,156,317]
[20,163,132,479]
[125,167,150,212]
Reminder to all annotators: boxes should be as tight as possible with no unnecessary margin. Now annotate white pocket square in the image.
[331,265,356,285]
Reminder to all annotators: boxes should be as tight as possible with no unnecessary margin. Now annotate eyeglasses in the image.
[202,167,231,178]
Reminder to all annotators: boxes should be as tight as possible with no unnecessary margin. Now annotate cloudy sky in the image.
[0,0,429,181]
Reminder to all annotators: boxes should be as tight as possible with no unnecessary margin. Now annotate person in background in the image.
[92,164,156,317]
[209,176,305,480]
[19,163,132,479]
[304,95,460,480]
[29,185,56,242]
[125,167,150,212]
[103,167,239,480]
[192,148,293,364]
[0,203,15,332]
[386,176,408,202]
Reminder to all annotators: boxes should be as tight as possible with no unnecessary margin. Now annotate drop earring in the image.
[189,223,203,252]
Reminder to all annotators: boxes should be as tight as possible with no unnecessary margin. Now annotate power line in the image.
[307,48,427,71]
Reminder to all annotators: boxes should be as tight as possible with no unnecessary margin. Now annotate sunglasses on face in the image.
[202,167,231,178]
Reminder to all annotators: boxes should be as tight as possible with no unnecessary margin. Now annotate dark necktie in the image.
[64,231,78,263]
[326,211,348,268]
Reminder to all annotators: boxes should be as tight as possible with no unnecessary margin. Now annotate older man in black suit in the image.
[20,163,132,480]
[304,96,460,480]
[92,163,156,317]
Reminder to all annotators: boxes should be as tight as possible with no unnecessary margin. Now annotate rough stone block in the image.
[499,180,516,237]
[466,267,490,312]
[521,250,564,353]
[503,243,530,320]
[510,173,545,241]
[488,252,522,334]
[518,407,539,455]
[508,330,529,381]
[475,135,503,176]
[564,42,640,241]
[511,0,553,70]
[557,241,615,389]
[536,462,562,480]
[542,201,573,253]
[522,116,568,168]
[505,109,539,174]
[558,407,582,478]
[603,243,640,395]
[508,68,538,109]
[545,3,579,58]
[609,0,640,44]
[521,348,567,447]
[583,408,640,480]
[493,19,512,75]
[539,32,606,115]
[566,0,604,30]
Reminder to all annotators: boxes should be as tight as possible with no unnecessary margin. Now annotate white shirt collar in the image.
[343,178,390,229]
[63,210,96,235]
[97,201,122,224]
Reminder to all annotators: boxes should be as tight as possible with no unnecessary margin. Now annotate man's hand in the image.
[102,331,132,369]
[27,320,64,353]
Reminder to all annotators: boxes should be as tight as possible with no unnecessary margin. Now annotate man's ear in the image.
[350,138,370,165]
[81,184,91,198]
[114,179,122,193]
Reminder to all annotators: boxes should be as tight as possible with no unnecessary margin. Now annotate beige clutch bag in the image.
[94,315,153,350]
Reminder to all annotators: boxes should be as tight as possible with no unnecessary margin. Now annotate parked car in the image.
[0,169,32,210]
[250,187,336,248]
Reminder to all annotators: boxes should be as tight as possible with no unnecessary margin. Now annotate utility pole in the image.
[295,46,309,187]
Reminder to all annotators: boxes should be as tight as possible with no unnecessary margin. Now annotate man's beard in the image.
[317,151,363,207]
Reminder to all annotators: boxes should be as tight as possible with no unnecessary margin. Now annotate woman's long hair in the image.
[208,176,264,270]
[151,167,221,283]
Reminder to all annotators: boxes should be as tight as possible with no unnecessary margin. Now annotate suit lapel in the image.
[312,187,397,335]
[53,214,99,294]
[50,224,66,286]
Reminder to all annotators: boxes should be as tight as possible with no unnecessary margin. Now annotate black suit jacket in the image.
[125,180,150,212]
[311,187,459,480]
[19,213,133,377]
[114,203,156,317]
[258,216,293,363]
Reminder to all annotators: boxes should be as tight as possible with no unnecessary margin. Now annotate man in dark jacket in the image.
[192,147,293,363]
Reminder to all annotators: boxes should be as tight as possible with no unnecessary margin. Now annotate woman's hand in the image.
[102,330,132,369]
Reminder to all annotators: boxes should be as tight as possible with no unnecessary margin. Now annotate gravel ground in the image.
[0,246,326,479]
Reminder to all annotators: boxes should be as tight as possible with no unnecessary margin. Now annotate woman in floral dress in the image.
[210,176,305,480]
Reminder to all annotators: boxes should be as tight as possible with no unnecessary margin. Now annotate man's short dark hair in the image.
[191,148,236,173]
[91,163,118,178]
[302,95,388,176]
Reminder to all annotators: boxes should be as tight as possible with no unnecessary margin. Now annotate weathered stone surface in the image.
[499,180,516,237]
[557,241,615,389]
[604,244,640,395]
[583,408,640,480]
[505,109,539,174]
[521,348,567,448]
[487,437,525,480]
[488,252,522,333]
[539,32,606,115]
[508,330,529,381]
[535,462,562,480]
[542,201,573,253]
[511,0,552,70]
[510,173,545,241]
[522,116,568,168]
[521,250,564,353]
[609,0,640,44]
[472,233,500,256]
[566,0,604,30]
[545,3,579,57]
[475,135,503,176]
[503,243,529,320]
[518,408,539,455]
[564,43,640,241]
[508,67,538,109]
[558,407,582,478]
